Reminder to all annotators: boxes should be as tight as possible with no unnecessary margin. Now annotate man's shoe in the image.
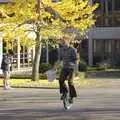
[7,86,13,90]
[3,86,13,90]
[69,97,73,104]
[3,87,8,90]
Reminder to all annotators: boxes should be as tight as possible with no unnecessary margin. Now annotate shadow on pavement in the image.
[0,107,120,120]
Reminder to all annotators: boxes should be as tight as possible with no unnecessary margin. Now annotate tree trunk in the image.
[32,43,42,81]
[32,32,42,81]
[32,0,41,81]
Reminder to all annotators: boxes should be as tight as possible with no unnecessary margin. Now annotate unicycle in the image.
[62,93,73,110]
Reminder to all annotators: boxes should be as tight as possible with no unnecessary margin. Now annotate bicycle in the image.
[62,93,73,110]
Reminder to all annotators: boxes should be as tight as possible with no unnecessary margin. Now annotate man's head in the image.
[60,35,71,47]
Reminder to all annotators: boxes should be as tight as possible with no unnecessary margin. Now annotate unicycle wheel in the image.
[63,94,72,110]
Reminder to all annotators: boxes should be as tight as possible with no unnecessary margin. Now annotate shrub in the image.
[39,63,53,73]
[98,60,112,70]
[87,66,106,71]
[78,59,87,72]
[114,56,120,68]
[93,56,103,65]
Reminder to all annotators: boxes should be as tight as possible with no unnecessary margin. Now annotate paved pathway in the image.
[0,88,120,120]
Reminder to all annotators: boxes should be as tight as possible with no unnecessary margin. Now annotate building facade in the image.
[82,0,120,66]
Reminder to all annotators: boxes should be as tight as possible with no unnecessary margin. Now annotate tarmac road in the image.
[0,88,120,120]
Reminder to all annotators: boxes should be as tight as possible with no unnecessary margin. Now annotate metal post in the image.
[88,36,93,66]
[46,41,49,64]
[0,35,3,73]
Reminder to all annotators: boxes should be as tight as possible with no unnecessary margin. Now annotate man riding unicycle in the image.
[58,36,77,108]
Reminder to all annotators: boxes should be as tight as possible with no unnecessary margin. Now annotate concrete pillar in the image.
[17,38,20,69]
[88,0,93,66]
[32,46,35,62]
[88,36,93,66]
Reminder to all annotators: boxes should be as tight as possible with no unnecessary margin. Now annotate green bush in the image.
[114,56,120,67]
[98,60,112,70]
[39,63,53,73]
[78,59,87,72]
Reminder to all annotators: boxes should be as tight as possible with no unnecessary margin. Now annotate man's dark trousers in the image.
[59,67,77,98]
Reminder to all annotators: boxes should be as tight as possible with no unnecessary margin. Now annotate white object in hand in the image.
[45,68,56,82]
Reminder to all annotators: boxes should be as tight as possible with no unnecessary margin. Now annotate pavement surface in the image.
[0,88,120,120]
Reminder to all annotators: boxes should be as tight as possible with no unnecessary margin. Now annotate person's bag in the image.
[9,63,12,71]
[45,68,56,82]
[1,60,4,70]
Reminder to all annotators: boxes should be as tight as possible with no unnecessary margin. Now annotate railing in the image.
[11,52,33,70]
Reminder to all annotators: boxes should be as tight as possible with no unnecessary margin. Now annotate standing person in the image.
[1,51,13,90]
[58,36,77,104]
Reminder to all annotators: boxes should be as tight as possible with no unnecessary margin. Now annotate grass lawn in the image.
[0,72,97,88]
[1,78,120,88]
[1,71,120,88]
[0,77,97,89]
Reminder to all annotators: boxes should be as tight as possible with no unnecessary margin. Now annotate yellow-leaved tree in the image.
[0,0,98,80]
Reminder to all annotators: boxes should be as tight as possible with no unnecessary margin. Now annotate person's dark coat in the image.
[1,54,10,72]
